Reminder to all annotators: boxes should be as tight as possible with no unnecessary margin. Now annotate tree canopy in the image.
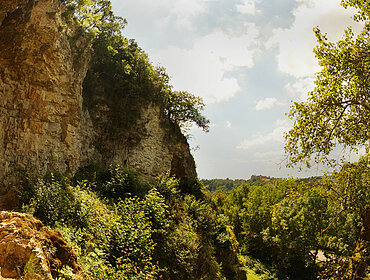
[62,0,126,38]
[165,90,210,133]
[284,1,370,278]
[284,0,369,168]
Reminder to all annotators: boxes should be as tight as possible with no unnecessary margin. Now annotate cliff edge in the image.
[0,0,196,183]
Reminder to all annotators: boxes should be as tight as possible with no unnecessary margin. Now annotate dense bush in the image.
[19,166,244,280]
[19,166,365,279]
[20,174,84,227]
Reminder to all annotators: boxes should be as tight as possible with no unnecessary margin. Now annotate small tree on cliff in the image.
[164,90,210,133]
[284,0,369,278]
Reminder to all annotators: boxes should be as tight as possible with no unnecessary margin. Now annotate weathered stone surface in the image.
[0,0,196,183]
[0,0,197,278]
[0,0,90,178]
[85,102,197,180]
[0,211,80,279]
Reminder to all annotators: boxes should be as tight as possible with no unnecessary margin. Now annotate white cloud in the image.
[236,0,260,16]
[171,0,209,29]
[152,25,260,103]
[255,97,284,111]
[114,0,214,30]
[274,118,290,127]
[285,77,315,101]
[225,121,232,128]
[266,0,363,78]
[237,123,290,150]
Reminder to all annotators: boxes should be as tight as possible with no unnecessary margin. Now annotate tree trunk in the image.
[350,207,370,279]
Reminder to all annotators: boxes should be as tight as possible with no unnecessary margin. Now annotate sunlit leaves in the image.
[285,1,369,167]
[164,90,210,133]
[62,0,126,39]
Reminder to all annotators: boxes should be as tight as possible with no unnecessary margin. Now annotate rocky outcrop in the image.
[0,0,90,179]
[125,103,196,179]
[84,100,196,180]
[0,0,196,183]
[0,211,80,279]
[0,0,197,279]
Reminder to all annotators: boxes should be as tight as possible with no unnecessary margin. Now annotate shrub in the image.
[21,174,84,227]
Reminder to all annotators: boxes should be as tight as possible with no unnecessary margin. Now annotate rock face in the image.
[0,0,89,178]
[0,0,197,279]
[125,104,196,179]
[85,99,197,180]
[0,211,80,279]
[0,0,196,182]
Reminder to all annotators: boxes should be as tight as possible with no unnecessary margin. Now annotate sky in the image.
[110,0,363,179]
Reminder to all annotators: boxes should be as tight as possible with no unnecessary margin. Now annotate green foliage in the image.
[185,194,214,231]
[341,0,370,22]
[21,166,364,279]
[242,255,278,280]
[203,178,250,192]
[144,187,170,235]
[167,215,201,276]
[108,197,155,266]
[153,172,180,199]
[56,184,160,280]
[61,0,126,39]
[62,0,209,134]
[323,154,370,220]
[75,164,148,199]
[97,165,148,199]
[21,174,84,227]
[165,90,210,132]
[211,177,364,279]
[66,0,210,133]
[19,166,245,279]
[321,155,370,278]
[82,33,155,130]
[178,177,205,199]
[283,1,369,278]
[284,1,369,167]
[84,32,210,132]
[268,189,330,278]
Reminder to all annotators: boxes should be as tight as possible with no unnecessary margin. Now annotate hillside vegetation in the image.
[20,166,367,279]
[20,166,245,279]
[13,0,369,279]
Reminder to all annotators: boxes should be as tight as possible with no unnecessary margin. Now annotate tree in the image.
[165,90,210,133]
[317,155,369,279]
[62,0,126,39]
[284,1,369,278]
[270,188,330,279]
[285,0,369,168]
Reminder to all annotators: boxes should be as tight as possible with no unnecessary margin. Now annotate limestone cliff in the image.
[0,1,197,279]
[0,0,89,178]
[0,0,196,182]
[82,90,197,180]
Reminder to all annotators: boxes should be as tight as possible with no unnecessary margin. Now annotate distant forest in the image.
[202,176,322,192]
